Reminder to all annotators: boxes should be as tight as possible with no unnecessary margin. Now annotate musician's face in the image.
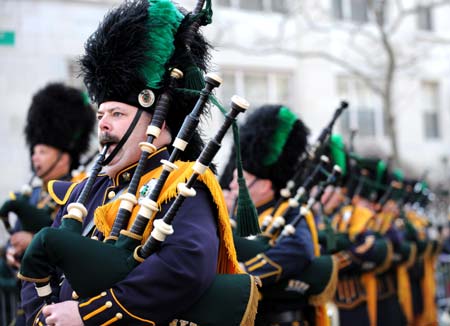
[97,101,156,177]
[228,169,274,207]
[31,144,71,183]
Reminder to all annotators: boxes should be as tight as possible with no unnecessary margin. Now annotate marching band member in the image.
[21,1,255,325]
[0,82,95,326]
[224,104,318,326]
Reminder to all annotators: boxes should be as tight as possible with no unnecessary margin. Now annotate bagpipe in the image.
[19,69,259,325]
[0,173,54,234]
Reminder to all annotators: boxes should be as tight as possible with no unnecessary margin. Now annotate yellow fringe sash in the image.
[94,161,240,275]
[415,245,438,326]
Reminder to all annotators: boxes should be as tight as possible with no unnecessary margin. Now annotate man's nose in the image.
[98,115,111,132]
[31,153,39,164]
[228,169,238,190]
[229,177,238,191]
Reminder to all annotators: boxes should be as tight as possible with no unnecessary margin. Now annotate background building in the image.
[1,0,450,213]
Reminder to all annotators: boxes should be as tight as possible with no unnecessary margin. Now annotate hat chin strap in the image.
[101,109,144,166]
[35,151,64,181]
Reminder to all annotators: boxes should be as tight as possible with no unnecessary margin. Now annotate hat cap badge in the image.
[138,89,155,108]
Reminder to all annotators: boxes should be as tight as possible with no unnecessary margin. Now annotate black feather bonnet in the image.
[80,0,212,161]
[24,82,96,170]
[238,104,310,192]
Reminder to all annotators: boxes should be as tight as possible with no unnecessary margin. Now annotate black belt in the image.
[265,309,307,323]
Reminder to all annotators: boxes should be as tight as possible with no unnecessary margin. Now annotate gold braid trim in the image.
[239,275,261,326]
[405,243,417,269]
[48,180,78,205]
[17,272,50,283]
[373,240,393,275]
[32,306,45,326]
[303,208,320,257]
[110,289,155,325]
[308,255,339,307]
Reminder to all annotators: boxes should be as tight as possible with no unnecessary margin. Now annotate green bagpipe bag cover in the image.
[233,234,271,262]
[175,273,260,326]
[18,227,140,297]
[19,228,261,326]
[262,255,338,306]
[0,194,53,233]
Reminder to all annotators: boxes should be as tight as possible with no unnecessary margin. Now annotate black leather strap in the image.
[102,109,144,166]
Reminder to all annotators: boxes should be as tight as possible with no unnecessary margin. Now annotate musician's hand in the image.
[10,231,33,253]
[43,301,83,326]
[5,246,20,269]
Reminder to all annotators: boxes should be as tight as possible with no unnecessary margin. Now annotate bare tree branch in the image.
[217,42,385,96]
[389,0,450,34]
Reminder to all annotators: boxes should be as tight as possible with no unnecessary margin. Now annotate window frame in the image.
[218,68,294,111]
[336,75,384,139]
[422,81,441,140]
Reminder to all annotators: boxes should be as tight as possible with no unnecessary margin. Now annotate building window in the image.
[217,0,289,13]
[422,81,440,140]
[218,69,293,110]
[332,0,369,23]
[336,76,383,138]
[217,0,232,6]
[271,0,290,14]
[240,0,264,11]
[417,5,433,31]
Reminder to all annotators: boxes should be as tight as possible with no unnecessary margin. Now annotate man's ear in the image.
[60,152,72,169]
[259,179,273,193]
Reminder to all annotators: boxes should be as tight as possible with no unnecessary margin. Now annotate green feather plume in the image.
[263,106,297,166]
[330,134,347,176]
[141,0,184,89]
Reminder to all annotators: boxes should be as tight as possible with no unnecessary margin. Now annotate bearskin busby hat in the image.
[80,0,212,161]
[237,105,309,193]
[24,83,96,170]
[347,156,389,201]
